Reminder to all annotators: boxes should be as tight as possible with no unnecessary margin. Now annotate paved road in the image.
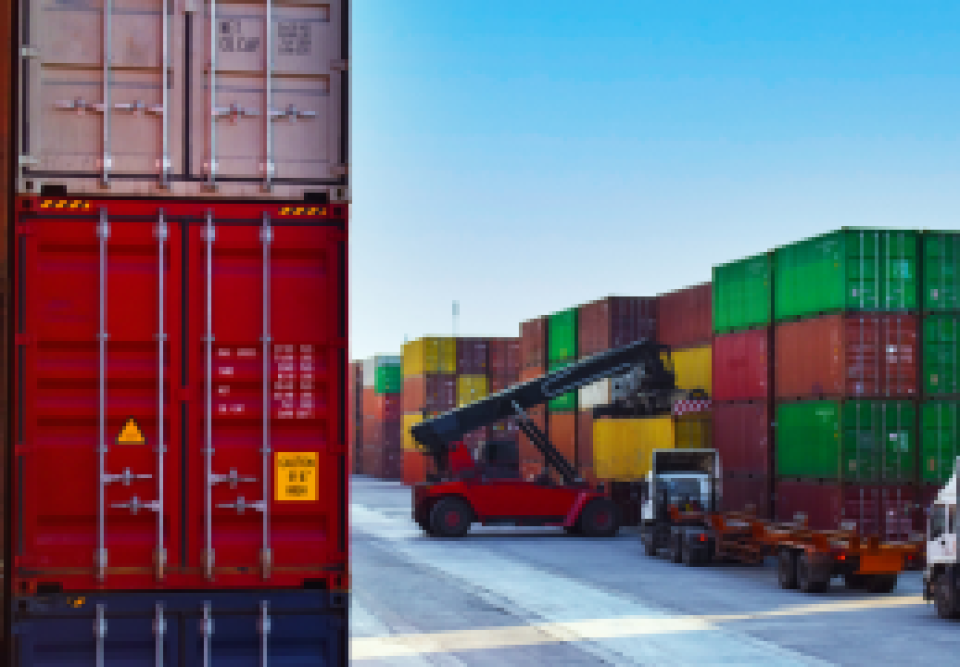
[350,476,958,665]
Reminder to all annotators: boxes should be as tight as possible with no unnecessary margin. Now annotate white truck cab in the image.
[924,457,960,619]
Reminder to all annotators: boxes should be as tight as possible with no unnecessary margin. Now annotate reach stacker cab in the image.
[409,339,688,538]
[925,457,960,618]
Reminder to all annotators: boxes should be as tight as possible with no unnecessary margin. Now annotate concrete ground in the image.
[350,475,959,666]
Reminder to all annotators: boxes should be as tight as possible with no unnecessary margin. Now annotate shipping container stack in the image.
[360,356,403,481]
[7,1,350,661]
[546,307,581,483]
[772,229,921,540]
[488,338,523,472]
[518,318,550,480]
[918,232,960,529]
[400,337,457,485]
[711,253,776,519]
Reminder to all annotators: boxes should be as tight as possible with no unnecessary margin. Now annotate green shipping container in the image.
[548,308,578,363]
[374,363,402,395]
[774,228,918,322]
[923,314,960,396]
[712,253,772,334]
[920,401,960,485]
[923,232,960,312]
[548,360,577,412]
[775,400,916,483]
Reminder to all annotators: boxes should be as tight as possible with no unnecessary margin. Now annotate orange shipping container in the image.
[548,412,577,470]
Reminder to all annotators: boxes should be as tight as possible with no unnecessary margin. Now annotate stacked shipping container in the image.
[7,0,350,662]
[712,254,775,518]
[771,229,920,539]
[360,356,402,480]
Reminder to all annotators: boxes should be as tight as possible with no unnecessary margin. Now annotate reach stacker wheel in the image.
[777,550,798,590]
[429,497,473,538]
[580,499,620,538]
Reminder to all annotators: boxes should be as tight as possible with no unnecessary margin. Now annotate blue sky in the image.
[350,1,960,360]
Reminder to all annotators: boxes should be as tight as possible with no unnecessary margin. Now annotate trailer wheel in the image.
[670,534,683,563]
[843,573,868,590]
[935,572,960,619]
[866,574,897,594]
[797,552,829,594]
[580,499,620,538]
[777,550,798,590]
[429,497,473,538]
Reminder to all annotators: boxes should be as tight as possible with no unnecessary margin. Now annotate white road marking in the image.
[351,504,841,666]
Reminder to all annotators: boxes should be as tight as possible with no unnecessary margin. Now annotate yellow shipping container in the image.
[593,417,675,481]
[675,413,711,449]
[670,345,711,394]
[402,337,457,376]
[457,375,489,407]
[402,413,423,452]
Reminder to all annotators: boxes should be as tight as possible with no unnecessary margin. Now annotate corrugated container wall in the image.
[456,337,489,375]
[712,253,772,334]
[775,481,916,540]
[578,296,657,359]
[520,318,548,369]
[11,197,349,594]
[374,362,402,395]
[921,401,960,485]
[548,308,579,362]
[402,337,456,376]
[670,345,711,394]
[488,338,520,378]
[593,417,675,481]
[774,314,918,400]
[548,360,578,412]
[923,232,960,312]
[712,328,771,401]
[657,283,712,348]
[721,475,772,519]
[774,229,918,322]
[923,314,960,396]
[775,400,917,483]
[15,0,349,202]
[712,402,771,477]
[402,374,456,415]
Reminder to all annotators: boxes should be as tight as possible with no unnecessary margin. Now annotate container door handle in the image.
[102,0,113,186]
[96,211,110,581]
[204,211,216,579]
[258,601,271,667]
[209,468,257,488]
[260,214,273,579]
[201,602,214,667]
[216,496,266,514]
[155,213,168,580]
[94,604,107,667]
[207,0,219,188]
[154,603,166,667]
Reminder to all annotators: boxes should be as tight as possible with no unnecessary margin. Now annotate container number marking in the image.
[276,452,318,501]
[116,418,146,445]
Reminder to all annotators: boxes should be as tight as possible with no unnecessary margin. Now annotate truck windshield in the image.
[931,504,947,541]
[663,478,706,507]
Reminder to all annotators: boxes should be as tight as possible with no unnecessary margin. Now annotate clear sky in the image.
[350,0,960,361]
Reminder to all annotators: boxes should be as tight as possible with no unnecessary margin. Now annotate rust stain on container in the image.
[775,313,918,400]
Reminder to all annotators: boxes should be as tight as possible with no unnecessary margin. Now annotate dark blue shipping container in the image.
[10,589,347,666]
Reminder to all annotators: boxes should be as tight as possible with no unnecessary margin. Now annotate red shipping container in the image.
[456,337,489,375]
[917,485,939,536]
[490,375,521,395]
[402,450,433,486]
[712,401,772,476]
[548,412,578,467]
[402,374,457,415]
[519,405,548,469]
[657,283,712,348]
[374,394,402,422]
[12,196,348,593]
[362,444,383,478]
[361,386,377,422]
[521,317,548,369]
[381,448,403,481]
[720,474,771,519]
[578,296,658,359]
[775,313,918,400]
[577,410,594,472]
[712,328,771,401]
[489,338,521,377]
[775,480,918,540]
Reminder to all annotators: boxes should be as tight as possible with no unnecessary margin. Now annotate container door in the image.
[16,603,178,667]
[190,1,345,188]
[17,203,180,588]
[188,210,346,588]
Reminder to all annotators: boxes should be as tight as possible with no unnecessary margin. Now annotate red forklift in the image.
[410,339,694,538]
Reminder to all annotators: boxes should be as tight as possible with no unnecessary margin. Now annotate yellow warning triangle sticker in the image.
[116,418,146,445]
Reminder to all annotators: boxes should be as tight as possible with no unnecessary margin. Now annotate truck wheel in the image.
[580,499,620,538]
[643,535,658,557]
[797,552,829,594]
[866,574,897,594]
[844,573,868,590]
[670,534,683,563]
[429,497,473,538]
[777,550,798,590]
[936,572,960,619]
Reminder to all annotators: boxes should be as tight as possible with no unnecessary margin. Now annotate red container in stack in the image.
[712,328,772,401]
[577,296,658,358]
[657,283,712,348]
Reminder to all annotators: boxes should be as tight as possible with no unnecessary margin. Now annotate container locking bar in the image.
[259,600,271,667]
[154,604,166,667]
[260,213,274,578]
[203,211,216,579]
[96,210,110,581]
[94,603,107,667]
[102,0,114,185]
[156,212,168,579]
[202,602,214,667]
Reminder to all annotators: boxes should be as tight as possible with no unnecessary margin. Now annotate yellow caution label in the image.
[276,452,318,501]
[116,418,146,445]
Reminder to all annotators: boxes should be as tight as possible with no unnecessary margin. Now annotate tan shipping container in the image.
[16,0,348,200]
